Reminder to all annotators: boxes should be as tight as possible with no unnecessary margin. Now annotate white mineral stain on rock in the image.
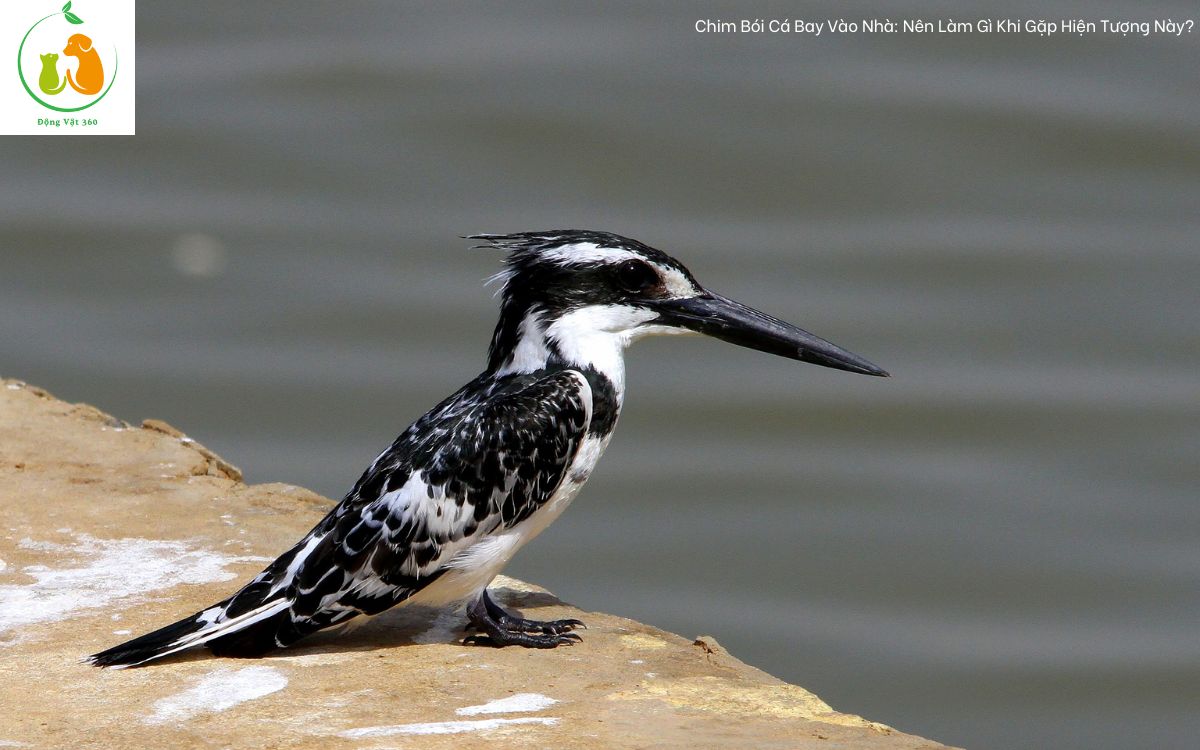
[0,533,268,637]
[145,666,288,724]
[339,717,559,737]
[412,607,464,645]
[456,693,559,715]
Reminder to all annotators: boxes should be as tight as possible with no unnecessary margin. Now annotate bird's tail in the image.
[86,594,292,669]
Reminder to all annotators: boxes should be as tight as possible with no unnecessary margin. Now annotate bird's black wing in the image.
[88,368,593,666]
[203,368,594,653]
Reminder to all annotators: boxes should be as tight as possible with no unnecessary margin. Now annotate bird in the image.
[87,230,887,668]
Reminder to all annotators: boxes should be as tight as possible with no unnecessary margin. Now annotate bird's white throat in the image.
[497,304,667,396]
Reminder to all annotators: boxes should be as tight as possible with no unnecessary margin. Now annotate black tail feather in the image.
[207,610,293,658]
[86,533,358,667]
[88,604,332,666]
[86,611,209,668]
[206,607,354,657]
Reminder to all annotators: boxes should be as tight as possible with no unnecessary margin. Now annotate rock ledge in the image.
[0,379,952,749]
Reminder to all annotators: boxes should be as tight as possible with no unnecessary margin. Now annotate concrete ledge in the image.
[0,379,953,749]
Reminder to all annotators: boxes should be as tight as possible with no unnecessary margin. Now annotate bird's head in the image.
[472,230,887,378]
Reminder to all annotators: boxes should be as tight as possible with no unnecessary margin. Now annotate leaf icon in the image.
[62,1,72,11]
[65,11,83,24]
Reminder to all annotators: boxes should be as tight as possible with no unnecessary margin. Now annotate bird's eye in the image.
[614,259,658,294]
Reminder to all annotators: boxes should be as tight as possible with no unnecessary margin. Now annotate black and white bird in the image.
[88,230,886,667]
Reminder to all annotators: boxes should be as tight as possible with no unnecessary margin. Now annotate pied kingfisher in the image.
[88,230,886,667]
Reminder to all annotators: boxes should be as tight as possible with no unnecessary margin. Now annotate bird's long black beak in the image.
[649,291,889,376]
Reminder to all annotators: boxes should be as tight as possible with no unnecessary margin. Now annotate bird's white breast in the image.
[408,375,615,607]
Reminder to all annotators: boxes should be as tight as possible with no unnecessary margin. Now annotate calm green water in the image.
[2,3,1197,747]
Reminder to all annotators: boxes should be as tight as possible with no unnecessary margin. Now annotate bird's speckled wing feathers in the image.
[222,368,592,643]
[87,368,593,665]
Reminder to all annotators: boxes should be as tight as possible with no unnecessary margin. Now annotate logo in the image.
[3,0,133,134]
[18,2,117,112]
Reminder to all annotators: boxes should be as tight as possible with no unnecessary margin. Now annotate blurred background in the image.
[2,2,1197,747]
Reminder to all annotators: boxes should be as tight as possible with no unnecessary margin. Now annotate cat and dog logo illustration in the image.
[38,34,103,96]
[17,1,118,113]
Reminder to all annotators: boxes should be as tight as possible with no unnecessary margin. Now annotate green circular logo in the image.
[17,2,118,113]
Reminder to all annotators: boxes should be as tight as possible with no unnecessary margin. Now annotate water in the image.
[2,3,1197,747]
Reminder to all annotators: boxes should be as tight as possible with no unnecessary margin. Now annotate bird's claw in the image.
[465,590,587,648]
[463,631,581,648]
[498,616,586,635]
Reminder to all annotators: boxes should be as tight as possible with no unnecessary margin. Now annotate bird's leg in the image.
[482,589,586,635]
[463,590,585,648]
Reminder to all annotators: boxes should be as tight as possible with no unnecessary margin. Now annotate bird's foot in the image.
[482,589,586,635]
[463,590,585,648]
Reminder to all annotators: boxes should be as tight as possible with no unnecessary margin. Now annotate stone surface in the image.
[0,379,955,749]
